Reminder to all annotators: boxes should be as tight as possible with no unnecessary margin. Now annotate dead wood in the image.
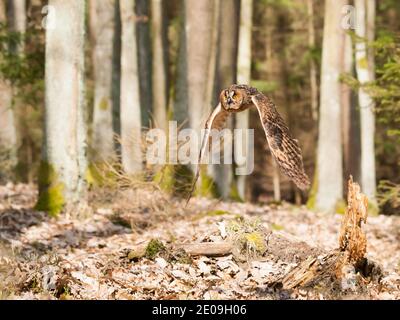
[339,176,368,264]
[281,177,380,291]
[126,178,382,295]
[127,241,234,260]
[128,232,325,261]
[176,242,234,257]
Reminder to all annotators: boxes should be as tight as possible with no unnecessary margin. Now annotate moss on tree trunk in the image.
[35,162,65,216]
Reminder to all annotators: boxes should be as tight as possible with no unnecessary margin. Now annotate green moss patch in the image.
[145,239,166,260]
[35,162,65,216]
[153,165,175,193]
[227,217,267,259]
[194,166,219,198]
[192,209,231,221]
[270,223,284,231]
[335,199,347,215]
[368,200,379,217]
[306,170,318,210]
[99,97,109,111]
[229,183,243,202]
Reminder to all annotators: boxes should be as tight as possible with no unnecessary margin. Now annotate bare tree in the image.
[0,2,17,180]
[89,0,118,163]
[176,0,220,195]
[265,4,290,203]
[119,0,142,175]
[342,32,361,189]
[151,0,168,131]
[212,0,239,199]
[173,2,188,127]
[183,0,219,135]
[236,0,253,200]
[136,0,152,127]
[7,0,26,53]
[355,0,376,201]
[307,0,318,121]
[315,0,347,211]
[37,0,87,215]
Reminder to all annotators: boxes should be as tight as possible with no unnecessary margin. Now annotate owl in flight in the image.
[186,84,310,205]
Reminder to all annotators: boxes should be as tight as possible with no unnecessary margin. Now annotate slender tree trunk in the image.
[307,0,318,121]
[236,0,253,201]
[265,5,292,203]
[0,2,17,181]
[183,0,219,135]
[89,0,118,163]
[112,0,122,145]
[174,2,188,127]
[37,0,87,216]
[136,0,152,127]
[7,0,26,53]
[0,0,26,181]
[355,0,376,201]
[179,0,220,195]
[316,0,346,211]
[151,0,168,131]
[212,0,239,199]
[342,33,361,190]
[120,0,142,175]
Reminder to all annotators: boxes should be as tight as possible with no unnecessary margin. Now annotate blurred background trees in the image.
[0,0,399,215]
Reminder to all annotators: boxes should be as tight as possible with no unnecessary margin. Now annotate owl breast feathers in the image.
[186,84,310,205]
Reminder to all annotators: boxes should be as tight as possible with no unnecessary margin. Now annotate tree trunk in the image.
[37,0,87,216]
[0,0,26,181]
[341,33,361,191]
[316,0,346,211]
[183,0,219,135]
[6,0,26,53]
[235,0,253,201]
[173,2,188,127]
[355,0,376,201]
[307,0,318,121]
[212,0,239,199]
[178,0,220,195]
[151,0,168,132]
[264,5,293,203]
[136,0,152,128]
[89,0,118,163]
[0,2,17,182]
[120,0,143,175]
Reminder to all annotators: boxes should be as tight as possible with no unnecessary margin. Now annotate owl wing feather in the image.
[251,94,310,190]
[185,103,230,206]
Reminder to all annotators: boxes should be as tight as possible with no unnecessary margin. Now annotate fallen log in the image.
[127,241,234,260]
[127,232,324,261]
[176,242,234,257]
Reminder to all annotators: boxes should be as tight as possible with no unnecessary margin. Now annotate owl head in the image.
[219,85,254,112]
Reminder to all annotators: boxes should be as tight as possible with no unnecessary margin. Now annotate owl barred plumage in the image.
[252,93,310,190]
[186,84,310,205]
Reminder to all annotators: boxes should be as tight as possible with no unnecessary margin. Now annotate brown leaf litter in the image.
[0,181,399,300]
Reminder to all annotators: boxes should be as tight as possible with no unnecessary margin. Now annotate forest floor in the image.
[0,183,400,300]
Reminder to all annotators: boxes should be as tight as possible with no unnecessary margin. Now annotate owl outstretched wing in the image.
[251,93,310,190]
[185,103,230,206]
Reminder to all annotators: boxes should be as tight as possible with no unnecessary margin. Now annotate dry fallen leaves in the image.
[0,183,399,300]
